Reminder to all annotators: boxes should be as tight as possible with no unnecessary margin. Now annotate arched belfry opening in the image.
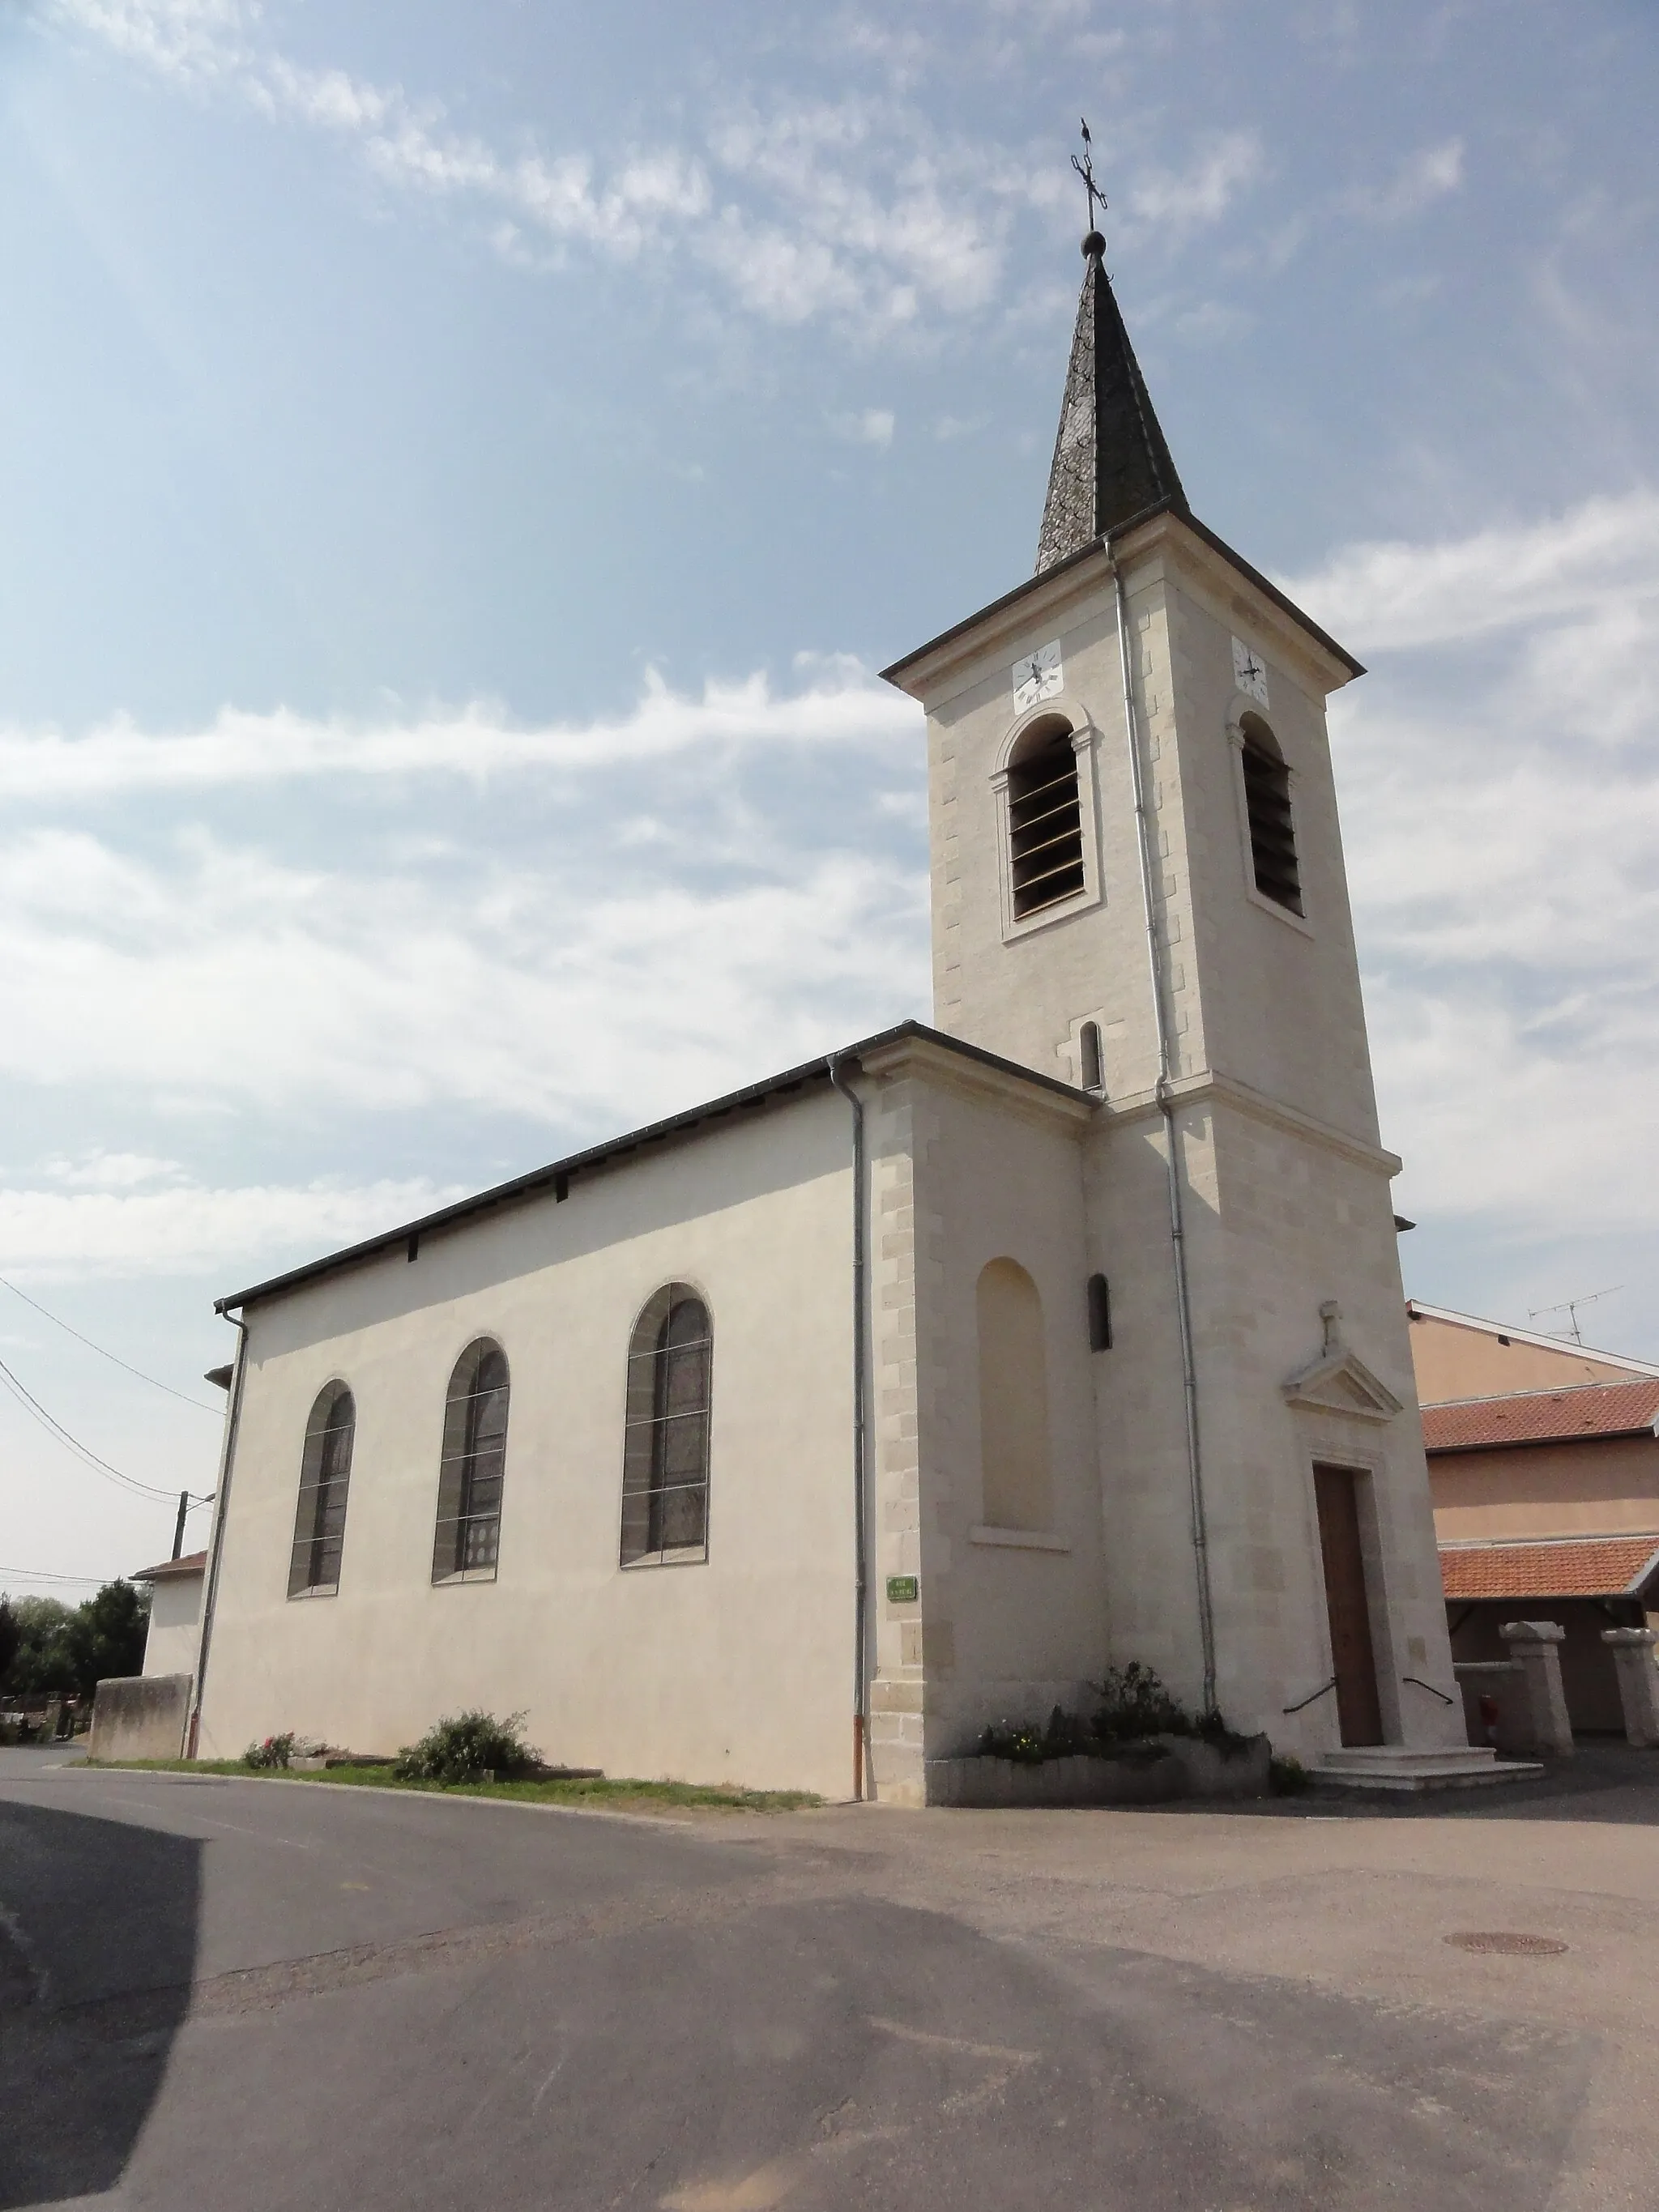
[1238,712,1303,916]
[1007,715,1085,919]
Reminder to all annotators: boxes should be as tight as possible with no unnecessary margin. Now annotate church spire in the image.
[1034,187,1188,574]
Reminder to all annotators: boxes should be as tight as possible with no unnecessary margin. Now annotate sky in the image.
[2,0,1657,1597]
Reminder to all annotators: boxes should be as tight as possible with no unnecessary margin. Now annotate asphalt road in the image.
[2,1749,1653,2210]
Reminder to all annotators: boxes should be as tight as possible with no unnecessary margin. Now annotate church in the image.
[189,224,1478,1802]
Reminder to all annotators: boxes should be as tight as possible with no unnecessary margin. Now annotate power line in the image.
[0,1274,221,1413]
[0,1353,197,1503]
[0,1566,110,1589]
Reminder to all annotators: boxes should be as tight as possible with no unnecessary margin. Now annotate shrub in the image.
[393,1710,539,1784]
[976,1666,1256,1766]
[243,1732,296,1771]
[1090,1662,1191,1744]
[1269,1753,1312,1796]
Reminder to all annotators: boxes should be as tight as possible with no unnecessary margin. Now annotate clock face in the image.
[1231,635,1269,708]
[1013,640,1064,710]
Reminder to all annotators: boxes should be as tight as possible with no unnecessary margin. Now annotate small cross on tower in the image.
[1072,118,1107,252]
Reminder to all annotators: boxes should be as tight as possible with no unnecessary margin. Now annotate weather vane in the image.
[1072,117,1107,241]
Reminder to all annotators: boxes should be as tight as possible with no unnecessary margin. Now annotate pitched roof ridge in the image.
[1405,1298,1659,1377]
[1431,1375,1659,1409]
[1439,1531,1659,1551]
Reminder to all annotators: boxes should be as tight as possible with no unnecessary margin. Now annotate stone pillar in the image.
[1499,1622,1574,1757]
[1600,1628,1659,1748]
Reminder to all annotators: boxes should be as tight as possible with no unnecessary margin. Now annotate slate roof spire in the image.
[1034,228,1188,574]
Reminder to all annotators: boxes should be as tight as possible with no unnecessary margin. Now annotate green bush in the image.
[1090,1662,1192,1745]
[393,1711,539,1784]
[243,1733,296,1771]
[1269,1753,1312,1796]
[976,1665,1256,1766]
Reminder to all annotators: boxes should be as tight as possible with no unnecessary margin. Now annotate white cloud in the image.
[1349,139,1465,223]
[830,407,896,449]
[1281,488,1659,658]
[0,823,928,1126]
[0,665,920,799]
[0,1176,467,1279]
[51,6,1030,335]
[1125,132,1263,241]
[1283,492,1659,1239]
[42,1151,187,1190]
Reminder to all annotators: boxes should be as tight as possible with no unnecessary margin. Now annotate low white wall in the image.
[91,1674,190,1762]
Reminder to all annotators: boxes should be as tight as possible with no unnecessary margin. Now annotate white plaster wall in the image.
[143,1575,203,1680]
[196,1089,859,1799]
[1193,1099,1462,1758]
[860,1045,1104,1800]
[1152,556,1381,1147]
[923,569,1171,1097]
[896,516,1455,1763]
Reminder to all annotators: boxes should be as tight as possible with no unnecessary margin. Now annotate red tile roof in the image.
[1423,1378,1659,1454]
[1439,1536,1659,1600]
[130,1550,208,1581]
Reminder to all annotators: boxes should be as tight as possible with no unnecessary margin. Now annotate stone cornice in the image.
[858,1032,1095,1128]
[1098,1067,1401,1178]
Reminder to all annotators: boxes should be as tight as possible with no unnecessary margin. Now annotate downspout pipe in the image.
[1107,546,1218,1717]
[189,1306,249,1758]
[827,1052,870,1801]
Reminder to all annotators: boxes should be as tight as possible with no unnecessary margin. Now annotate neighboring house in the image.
[133,1553,207,1680]
[187,229,1473,1802]
[1410,1302,1659,1733]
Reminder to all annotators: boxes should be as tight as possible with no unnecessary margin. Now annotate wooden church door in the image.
[1313,1464,1384,1746]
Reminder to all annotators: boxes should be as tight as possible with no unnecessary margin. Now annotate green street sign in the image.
[885,1575,919,1605]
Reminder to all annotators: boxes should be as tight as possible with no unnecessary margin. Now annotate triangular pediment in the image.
[1282,1348,1402,1424]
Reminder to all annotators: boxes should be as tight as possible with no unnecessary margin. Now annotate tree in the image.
[1,1583,150,1698]
[2,1596,79,1694]
[0,1599,19,1687]
[68,1580,150,1692]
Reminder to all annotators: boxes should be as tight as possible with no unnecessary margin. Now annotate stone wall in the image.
[90,1673,190,1762]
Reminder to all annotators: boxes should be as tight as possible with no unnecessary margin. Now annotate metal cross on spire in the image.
[1072,117,1107,243]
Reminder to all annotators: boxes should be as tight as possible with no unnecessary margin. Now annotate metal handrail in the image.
[1282,1675,1337,1715]
[1401,1675,1455,1706]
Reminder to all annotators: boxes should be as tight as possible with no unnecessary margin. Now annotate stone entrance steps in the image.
[1314,1745,1542,1792]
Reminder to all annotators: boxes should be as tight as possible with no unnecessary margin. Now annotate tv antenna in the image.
[1527,1285,1623,1347]
[1072,117,1107,241]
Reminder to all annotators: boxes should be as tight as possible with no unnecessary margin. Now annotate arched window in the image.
[621,1284,712,1566]
[1239,713,1303,915]
[432,1339,510,1582]
[976,1259,1052,1532]
[1008,718,1085,918]
[288,1382,355,1597]
[1079,1019,1103,1093]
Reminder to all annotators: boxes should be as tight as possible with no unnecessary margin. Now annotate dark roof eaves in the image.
[879,505,1363,688]
[216,1021,1090,1315]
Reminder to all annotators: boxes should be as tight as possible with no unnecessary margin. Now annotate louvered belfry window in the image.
[432,1339,510,1581]
[1008,722,1085,918]
[288,1382,355,1597]
[1240,717,1303,915]
[621,1284,712,1566]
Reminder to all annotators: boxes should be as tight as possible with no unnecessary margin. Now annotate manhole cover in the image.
[1444,1931,1569,1956]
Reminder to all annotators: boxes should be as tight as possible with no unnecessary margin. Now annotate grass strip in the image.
[86,1758,821,1814]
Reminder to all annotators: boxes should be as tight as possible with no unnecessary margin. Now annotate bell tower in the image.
[881,212,1472,1771]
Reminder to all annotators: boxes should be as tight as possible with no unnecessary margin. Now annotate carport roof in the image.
[130,1551,208,1582]
[1439,1535,1659,1601]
